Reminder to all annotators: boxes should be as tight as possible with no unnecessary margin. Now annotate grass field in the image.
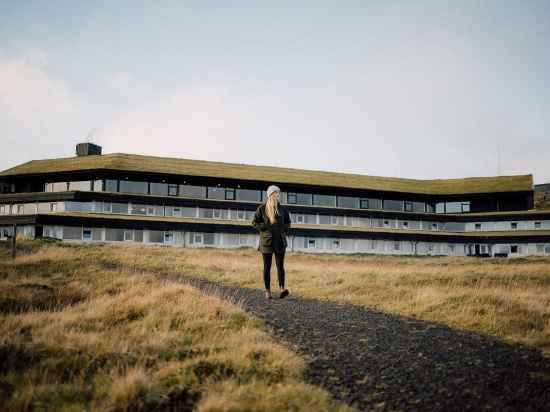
[0,240,352,412]
[78,242,550,357]
[2,240,550,410]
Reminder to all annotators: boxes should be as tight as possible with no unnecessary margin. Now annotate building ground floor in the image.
[2,224,550,258]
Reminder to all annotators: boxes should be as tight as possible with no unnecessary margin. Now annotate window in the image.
[535,221,542,229]
[306,239,316,248]
[119,180,149,195]
[368,198,382,209]
[330,215,340,225]
[148,230,164,243]
[124,230,133,241]
[337,196,358,209]
[383,220,390,228]
[370,239,377,250]
[51,182,68,192]
[192,233,203,244]
[404,202,414,212]
[402,221,409,228]
[50,203,57,212]
[91,228,101,241]
[436,203,445,214]
[150,182,168,196]
[83,228,92,241]
[93,180,104,192]
[203,232,215,245]
[545,245,550,254]
[445,202,462,213]
[359,199,369,209]
[166,206,182,217]
[213,209,222,219]
[208,187,226,200]
[180,185,206,198]
[448,244,455,252]
[295,193,313,206]
[69,181,92,191]
[318,215,330,224]
[147,206,164,216]
[510,245,518,254]
[112,203,128,214]
[168,184,178,196]
[233,188,260,202]
[105,228,124,241]
[425,203,435,213]
[200,208,214,219]
[393,242,400,251]
[134,230,143,242]
[130,204,147,215]
[105,180,118,192]
[461,202,471,212]
[287,193,297,204]
[475,223,482,231]
[332,239,341,249]
[103,202,112,213]
[164,232,174,243]
[63,227,82,240]
[412,202,426,213]
[225,188,235,200]
[304,214,317,224]
[511,222,518,230]
[313,194,336,207]
[536,244,544,253]
[383,199,403,211]
[294,214,304,224]
[182,207,196,218]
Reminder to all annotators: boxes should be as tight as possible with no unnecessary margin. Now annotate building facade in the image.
[1,144,549,257]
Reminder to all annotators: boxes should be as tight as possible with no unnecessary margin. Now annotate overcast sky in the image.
[1,1,549,183]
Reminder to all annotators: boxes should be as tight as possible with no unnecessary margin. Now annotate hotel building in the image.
[1,143,549,257]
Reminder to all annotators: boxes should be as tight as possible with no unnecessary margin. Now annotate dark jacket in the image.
[251,201,291,253]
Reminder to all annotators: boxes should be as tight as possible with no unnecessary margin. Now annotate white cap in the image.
[266,185,280,199]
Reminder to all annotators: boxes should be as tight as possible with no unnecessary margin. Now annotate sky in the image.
[0,0,549,184]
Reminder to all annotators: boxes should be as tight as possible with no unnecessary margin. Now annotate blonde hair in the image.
[265,191,280,224]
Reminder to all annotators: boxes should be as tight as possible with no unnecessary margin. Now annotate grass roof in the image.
[0,153,533,195]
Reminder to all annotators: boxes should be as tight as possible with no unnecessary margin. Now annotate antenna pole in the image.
[497,140,501,175]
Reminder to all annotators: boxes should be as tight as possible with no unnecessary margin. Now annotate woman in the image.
[251,185,291,299]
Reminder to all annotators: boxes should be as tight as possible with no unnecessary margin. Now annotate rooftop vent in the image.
[76,143,102,156]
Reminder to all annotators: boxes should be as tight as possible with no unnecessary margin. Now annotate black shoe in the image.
[279,289,289,299]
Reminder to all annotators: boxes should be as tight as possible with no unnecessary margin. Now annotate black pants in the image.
[262,251,285,290]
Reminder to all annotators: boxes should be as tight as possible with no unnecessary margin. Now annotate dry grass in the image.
[0,241,352,412]
[87,243,550,357]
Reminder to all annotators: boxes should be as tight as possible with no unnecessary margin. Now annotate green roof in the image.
[0,153,533,195]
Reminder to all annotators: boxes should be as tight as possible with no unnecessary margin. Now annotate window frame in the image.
[168,184,178,196]
[225,188,235,200]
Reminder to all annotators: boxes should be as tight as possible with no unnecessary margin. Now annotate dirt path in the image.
[170,275,550,411]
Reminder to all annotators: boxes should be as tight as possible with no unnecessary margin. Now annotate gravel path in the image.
[170,275,550,412]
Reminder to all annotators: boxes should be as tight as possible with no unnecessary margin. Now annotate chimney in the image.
[76,143,102,156]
